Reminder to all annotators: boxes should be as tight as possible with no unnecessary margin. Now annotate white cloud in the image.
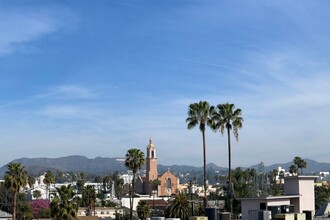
[42,84,100,100]
[41,105,84,118]
[0,84,99,110]
[0,5,76,55]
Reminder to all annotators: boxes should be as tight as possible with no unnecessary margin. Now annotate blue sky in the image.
[1,0,330,168]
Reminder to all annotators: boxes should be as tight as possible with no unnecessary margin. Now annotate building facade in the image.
[136,138,179,197]
[240,175,317,220]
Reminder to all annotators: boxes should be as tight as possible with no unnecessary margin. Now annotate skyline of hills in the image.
[0,155,328,178]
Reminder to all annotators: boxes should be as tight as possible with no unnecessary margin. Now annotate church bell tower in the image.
[146,137,158,195]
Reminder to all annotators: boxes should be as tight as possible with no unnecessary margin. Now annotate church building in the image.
[136,138,179,197]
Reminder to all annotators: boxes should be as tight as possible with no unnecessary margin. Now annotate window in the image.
[260,203,266,210]
[151,150,154,158]
[166,178,172,189]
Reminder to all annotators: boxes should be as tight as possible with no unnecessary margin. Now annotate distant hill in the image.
[0,155,127,178]
[249,158,329,174]
[0,156,328,178]
[0,156,227,178]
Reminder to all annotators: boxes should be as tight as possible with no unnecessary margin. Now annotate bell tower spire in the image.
[146,137,158,195]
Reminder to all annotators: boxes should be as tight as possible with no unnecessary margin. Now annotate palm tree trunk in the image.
[227,127,231,185]
[129,183,132,220]
[130,173,136,220]
[12,191,17,220]
[227,127,233,215]
[202,130,207,208]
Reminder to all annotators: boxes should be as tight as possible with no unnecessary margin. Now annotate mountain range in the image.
[0,156,328,178]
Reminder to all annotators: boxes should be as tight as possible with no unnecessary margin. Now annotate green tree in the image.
[76,179,85,193]
[267,169,281,196]
[165,192,190,220]
[111,171,125,199]
[39,208,51,218]
[16,193,33,220]
[115,176,125,199]
[71,173,78,183]
[229,168,255,214]
[103,175,111,193]
[293,157,307,175]
[210,102,243,214]
[27,176,35,189]
[186,100,212,207]
[137,200,150,220]
[43,170,55,200]
[150,179,161,195]
[80,172,86,181]
[32,190,42,199]
[4,162,28,220]
[125,148,145,220]
[0,182,12,213]
[289,164,298,175]
[315,186,330,210]
[50,184,78,220]
[94,176,103,193]
[82,185,96,216]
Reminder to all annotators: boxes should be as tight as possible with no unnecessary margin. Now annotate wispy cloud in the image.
[0,84,99,110]
[179,58,261,77]
[41,105,86,119]
[40,84,100,100]
[0,5,76,55]
[242,51,330,113]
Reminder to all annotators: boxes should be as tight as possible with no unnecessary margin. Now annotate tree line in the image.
[1,162,129,220]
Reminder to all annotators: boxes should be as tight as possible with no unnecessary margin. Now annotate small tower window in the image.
[151,150,154,158]
[166,178,172,189]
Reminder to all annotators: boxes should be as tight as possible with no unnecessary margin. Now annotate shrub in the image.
[29,199,50,218]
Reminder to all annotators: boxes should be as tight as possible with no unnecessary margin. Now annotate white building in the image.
[240,175,317,220]
[121,172,133,185]
[78,207,124,218]
[121,195,168,211]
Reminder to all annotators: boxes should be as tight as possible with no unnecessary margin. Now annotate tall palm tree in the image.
[125,148,145,220]
[186,100,212,207]
[82,185,96,216]
[50,184,77,220]
[4,162,28,220]
[293,157,307,175]
[210,103,243,214]
[165,192,191,220]
[44,170,55,200]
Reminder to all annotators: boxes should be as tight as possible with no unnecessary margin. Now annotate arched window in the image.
[151,150,154,158]
[166,178,172,189]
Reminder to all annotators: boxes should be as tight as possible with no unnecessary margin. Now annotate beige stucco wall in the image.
[298,178,315,214]
[284,176,316,215]
[241,198,291,220]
